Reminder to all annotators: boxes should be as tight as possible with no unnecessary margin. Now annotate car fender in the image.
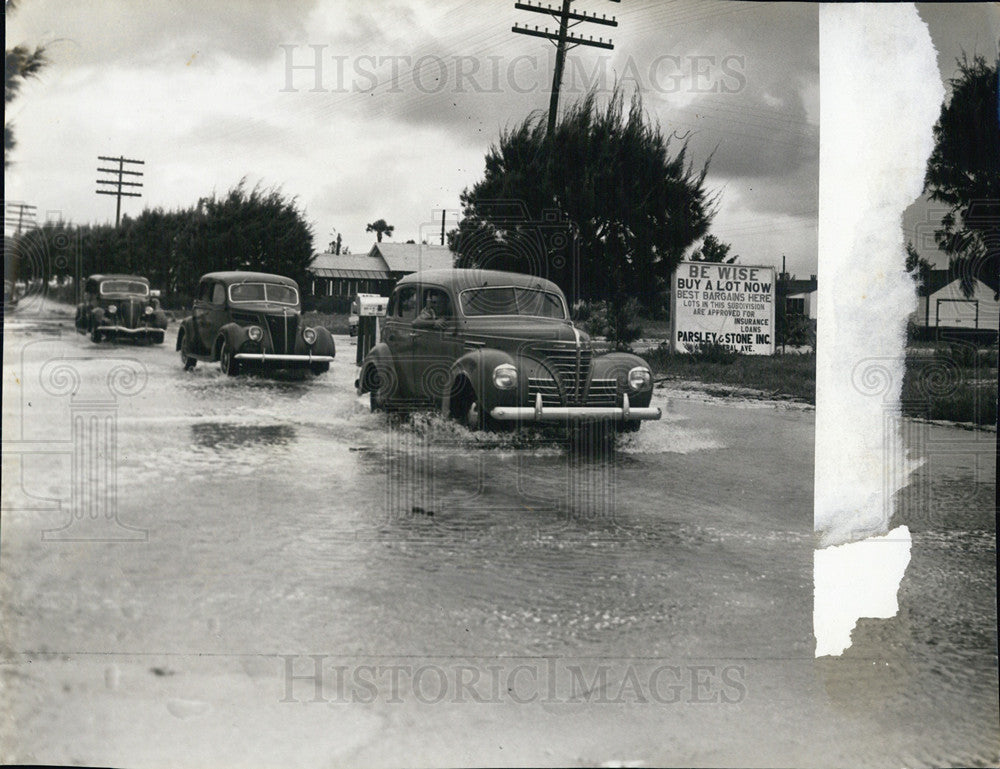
[176,317,197,351]
[445,348,518,415]
[151,309,168,330]
[91,307,106,326]
[591,351,655,407]
[215,322,248,360]
[358,342,399,396]
[297,324,336,357]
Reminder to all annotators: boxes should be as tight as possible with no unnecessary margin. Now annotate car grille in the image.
[265,313,298,354]
[231,311,259,325]
[121,298,141,328]
[527,377,561,407]
[530,343,592,404]
[586,378,619,406]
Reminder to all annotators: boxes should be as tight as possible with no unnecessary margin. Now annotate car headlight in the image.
[247,325,263,342]
[492,363,518,390]
[627,366,652,390]
[106,304,117,314]
[144,306,154,315]
[302,327,317,345]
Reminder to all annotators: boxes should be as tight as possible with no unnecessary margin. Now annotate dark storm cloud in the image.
[11,0,319,68]
[287,1,818,181]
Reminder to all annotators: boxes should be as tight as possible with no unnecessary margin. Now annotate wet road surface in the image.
[1,313,996,767]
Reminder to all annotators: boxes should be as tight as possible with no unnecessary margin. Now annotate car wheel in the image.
[366,365,394,412]
[616,420,641,433]
[458,386,499,432]
[90,324,102,344]
[219,340,241,376]
[310,362,330,375]
[179,331,197,370]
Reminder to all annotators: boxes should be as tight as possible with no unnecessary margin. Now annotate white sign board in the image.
[671,262,776,355]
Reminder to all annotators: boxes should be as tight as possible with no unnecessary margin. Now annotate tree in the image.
[690,234,738,263]
[904,240,932,291]
[366,219,394,243]
[924,53,1000,299]
[171,180,315,293]
[452,88,715,316]
[5,2,49,168]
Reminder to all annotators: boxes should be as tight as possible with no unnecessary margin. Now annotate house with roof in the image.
[306,243,455,304]
[778,273,818,319]
[910,267,999,338]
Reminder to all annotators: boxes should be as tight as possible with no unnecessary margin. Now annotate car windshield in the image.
[228,282,299,306]
[100,280,148,296]
[460,287,566,319]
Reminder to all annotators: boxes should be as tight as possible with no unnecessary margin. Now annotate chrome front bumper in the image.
[98,325,164,335]
[491,393,661,422]
[234,353,334,363]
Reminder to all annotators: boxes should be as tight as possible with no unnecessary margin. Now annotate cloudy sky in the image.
[3,2,994,279]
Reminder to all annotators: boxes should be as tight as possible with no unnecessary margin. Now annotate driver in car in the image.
[418,292,450,320]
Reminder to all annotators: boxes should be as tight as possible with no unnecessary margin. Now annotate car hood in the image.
[460,317,591,349]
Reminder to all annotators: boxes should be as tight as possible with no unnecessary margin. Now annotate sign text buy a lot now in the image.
[671,263,776,355]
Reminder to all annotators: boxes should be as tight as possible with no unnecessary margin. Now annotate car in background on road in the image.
[176,271,335,376]
[357,268,661,431]
[75,274,168,344]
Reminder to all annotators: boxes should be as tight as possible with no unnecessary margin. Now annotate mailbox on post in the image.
[353,293,388,365]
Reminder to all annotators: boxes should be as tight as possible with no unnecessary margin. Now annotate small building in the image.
[778,273,818,318]
[911,269,999,335]
[307,243,454,300]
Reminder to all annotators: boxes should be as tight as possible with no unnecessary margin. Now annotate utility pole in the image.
[96,155,144,227]
[440,209,446,246]
[512,0,619,137]
[5,201,37,235]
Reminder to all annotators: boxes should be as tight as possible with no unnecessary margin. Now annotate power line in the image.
[512,0,621,136]
[5,201,37,235]
[96,155,145,227]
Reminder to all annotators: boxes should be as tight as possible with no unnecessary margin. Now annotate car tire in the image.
[219,340,240,376]
[453,382,498,432]
[179,330,197,370]
[616,420,641,433]
[366,364,394,412]
[310,362,330,375]
[90,324,102,344]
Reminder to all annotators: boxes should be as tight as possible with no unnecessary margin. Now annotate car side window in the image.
[395,286,417,319]
[211,283,226,305]
[197,281,213,302]
[418,287,452,319]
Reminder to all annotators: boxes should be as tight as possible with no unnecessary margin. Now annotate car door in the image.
[381,284,418,399]
[193,280,224,351]
[411,285,463,404]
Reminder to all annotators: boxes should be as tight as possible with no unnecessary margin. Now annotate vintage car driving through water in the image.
[75,274,168,344]
[357,268,661,431]
[176,271,335,375]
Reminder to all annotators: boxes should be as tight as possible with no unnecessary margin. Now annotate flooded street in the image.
[2,314,997,768]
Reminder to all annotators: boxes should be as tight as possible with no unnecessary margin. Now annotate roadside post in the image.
[355,292,388,366]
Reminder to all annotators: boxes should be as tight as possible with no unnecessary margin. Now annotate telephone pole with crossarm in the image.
[512,0,620,136]
[96,155,144,227]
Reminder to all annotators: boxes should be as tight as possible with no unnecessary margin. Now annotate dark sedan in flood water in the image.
[176,271,335,376]
[75,274,168,344]
[357,268,661,431]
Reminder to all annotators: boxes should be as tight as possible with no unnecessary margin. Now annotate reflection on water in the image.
[191,422,297,450]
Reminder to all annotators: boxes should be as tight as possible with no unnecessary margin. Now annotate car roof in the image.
[87,274,150,283]
[200,271,299,287]
[397,268,564,295]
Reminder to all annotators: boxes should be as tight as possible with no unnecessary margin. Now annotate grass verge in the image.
[902,350,997,427]
[644,344,816,404]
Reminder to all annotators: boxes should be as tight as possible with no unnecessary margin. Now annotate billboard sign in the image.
[671,262,776,355]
